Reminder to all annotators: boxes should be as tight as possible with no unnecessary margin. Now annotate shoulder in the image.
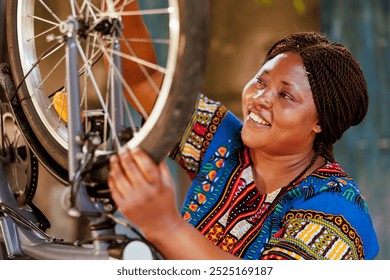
[296,162,369,212]
[264,162,379,259]
[170,93,242,177]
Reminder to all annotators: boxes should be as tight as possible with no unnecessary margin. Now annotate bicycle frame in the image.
[0,156,113,259]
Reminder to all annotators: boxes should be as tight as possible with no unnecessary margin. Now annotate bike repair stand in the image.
[0,159,24,258]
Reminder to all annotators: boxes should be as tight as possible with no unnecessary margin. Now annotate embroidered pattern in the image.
[262,210,364,259]
[170,94,228,178]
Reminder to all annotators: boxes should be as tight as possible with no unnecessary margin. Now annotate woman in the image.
[108,32,379,260]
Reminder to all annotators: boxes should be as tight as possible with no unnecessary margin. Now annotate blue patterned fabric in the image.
[170,94,379,259]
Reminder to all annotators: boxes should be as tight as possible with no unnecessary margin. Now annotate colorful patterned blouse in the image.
[170,94,379,260]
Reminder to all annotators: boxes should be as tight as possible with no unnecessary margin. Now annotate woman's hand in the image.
[108,147,181,240]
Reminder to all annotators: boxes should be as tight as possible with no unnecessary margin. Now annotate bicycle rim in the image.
[6,0,209,182]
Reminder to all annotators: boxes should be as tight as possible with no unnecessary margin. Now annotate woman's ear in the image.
[313,122,322,134]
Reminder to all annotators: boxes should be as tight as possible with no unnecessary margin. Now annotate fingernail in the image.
[131,147,141,155]
[110,154,118,163]
[118,147,131,158]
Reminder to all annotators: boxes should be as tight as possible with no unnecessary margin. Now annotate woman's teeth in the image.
[249,112,270,126]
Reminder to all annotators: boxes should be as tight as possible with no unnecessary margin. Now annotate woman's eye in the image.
[280,92,292,100]
[256,77,266,86]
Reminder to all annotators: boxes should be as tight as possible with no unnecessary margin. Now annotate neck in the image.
[250,148,324,195]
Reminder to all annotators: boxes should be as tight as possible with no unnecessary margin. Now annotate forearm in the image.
[124,70,163,115]
[144,215,239,260]
[119,0,163,115]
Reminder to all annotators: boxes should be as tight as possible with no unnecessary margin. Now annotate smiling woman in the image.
[241,52,320,176]
[108,31,379,260]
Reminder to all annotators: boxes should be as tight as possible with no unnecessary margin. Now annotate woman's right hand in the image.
[108,147,239,259]
[108,147,181,240]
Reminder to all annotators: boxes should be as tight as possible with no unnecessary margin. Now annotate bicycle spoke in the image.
[69,0,78,18]
[113,8,172,17]
[75,40,121,149]
[120,38,169,45]
[117,0,135,12]
[73,0,83,16]
[81,0,99,22]
[48,91,67,129]
[38,42,66,62]
[37,54,66,90]
[85,33,162,104]
[97,37,150,127]
[38,0,62,23]
[118,30,162,94]
[78,27,152,140]
[80,34,98,135]
[105,46,139,136]
[81,34,96,102]
[29,15,59,27]
[28,25,59,42]
[105,48,166,74]
[97,39,149,120]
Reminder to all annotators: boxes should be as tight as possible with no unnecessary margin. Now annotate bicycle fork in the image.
[60,12,125,253]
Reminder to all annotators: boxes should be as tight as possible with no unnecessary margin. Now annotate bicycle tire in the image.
[6,0,209,182]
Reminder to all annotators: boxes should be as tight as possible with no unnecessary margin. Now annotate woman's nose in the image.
[254,91,273,109]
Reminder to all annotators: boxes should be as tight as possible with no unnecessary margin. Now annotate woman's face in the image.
[241,52,320,156]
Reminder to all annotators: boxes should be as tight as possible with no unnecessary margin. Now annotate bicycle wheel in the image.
[6,0,209,183]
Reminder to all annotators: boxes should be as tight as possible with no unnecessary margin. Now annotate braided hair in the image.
[264,32,369,162]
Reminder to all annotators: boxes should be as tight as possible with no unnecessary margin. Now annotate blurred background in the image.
[0,0,389,259]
